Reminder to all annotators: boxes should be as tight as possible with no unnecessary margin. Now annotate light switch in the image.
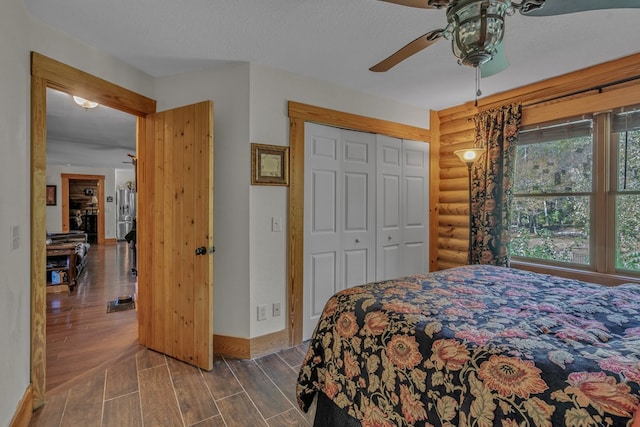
[11,225,19,251]
[272,216,282,232]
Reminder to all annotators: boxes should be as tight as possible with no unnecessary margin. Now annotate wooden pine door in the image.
[137,101,214,370]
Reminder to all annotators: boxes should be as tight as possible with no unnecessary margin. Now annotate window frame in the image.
[511,116,595,270]
[509,91,640,285]
[608,108,640,274]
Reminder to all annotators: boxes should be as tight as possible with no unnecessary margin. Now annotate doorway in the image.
[44,87,136,391]
[61,175,106,244]
[31,52,157,407]
[32,53,215,409]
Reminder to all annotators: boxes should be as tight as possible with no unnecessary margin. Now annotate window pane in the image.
[513,136,592,194]
[616,194,640,272]
[510,196,590,264]
[615,128,640,192]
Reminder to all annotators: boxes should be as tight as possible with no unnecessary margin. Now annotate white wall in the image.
[45,165,118,239]
[153,63,429,340]
[0,2,32,424]
[153,63,252,339]
[247,64,429,338]
[0,0,153,423]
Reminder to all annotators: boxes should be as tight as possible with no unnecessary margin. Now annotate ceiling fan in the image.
[371,0,640,78]
[122,153,137,165]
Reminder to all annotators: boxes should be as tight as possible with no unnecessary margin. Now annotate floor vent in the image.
[107,295,135,313]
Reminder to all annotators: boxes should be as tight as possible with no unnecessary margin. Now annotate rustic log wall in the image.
[432,52,640,271]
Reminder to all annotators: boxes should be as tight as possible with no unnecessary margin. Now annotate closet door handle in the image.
[355,239,360,243]
[388,236,392,241]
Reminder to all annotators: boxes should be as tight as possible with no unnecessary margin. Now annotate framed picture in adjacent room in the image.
[46,185,57,206]
[251,143,289,186]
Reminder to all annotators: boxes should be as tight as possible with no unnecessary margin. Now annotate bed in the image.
[297,265,640,426]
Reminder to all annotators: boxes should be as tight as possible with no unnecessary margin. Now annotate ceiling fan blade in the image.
[480,42,509,78]
[378,0,446,9]
[370,30,445,72]
[520,0,640,16]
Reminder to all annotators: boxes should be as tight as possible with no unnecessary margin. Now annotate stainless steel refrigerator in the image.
[116,188,136,240]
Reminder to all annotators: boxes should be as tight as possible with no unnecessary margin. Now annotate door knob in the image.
[195,246,215,255]
[355,239,360,243]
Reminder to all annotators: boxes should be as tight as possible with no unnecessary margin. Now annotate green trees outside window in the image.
[510,108,640,275]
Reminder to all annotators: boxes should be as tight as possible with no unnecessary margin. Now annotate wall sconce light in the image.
[454,148,485,263]
[73,96,99,110]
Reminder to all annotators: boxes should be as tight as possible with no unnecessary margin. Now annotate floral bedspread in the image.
[297,265,640,426]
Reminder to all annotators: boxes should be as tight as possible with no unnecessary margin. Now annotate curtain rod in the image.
[523,74,640,108]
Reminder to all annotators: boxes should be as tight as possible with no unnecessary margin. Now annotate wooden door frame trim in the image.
[287,101,431,345]
[61,174,106,244]
[30,52,156,408]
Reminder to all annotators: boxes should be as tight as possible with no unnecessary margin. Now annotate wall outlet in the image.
[272,302,281,317]
[257,304,267,321]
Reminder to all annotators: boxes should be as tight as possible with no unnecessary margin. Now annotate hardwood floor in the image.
[45,242,139,391]
[34,243,316,426]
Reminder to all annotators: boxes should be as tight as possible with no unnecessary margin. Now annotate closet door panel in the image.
[311,252,337,316]
[344,172,367,231]
[382,244,401,280]
[405,176,425,227]
[377,135,403,280]
[304,123,341,340]
[341,130,376,288]
[402,140,430,275]
[343,249,368,288]
[311,170,337,233]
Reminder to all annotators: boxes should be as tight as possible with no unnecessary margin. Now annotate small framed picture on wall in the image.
[251,143,289,186]
[46,185,57,206]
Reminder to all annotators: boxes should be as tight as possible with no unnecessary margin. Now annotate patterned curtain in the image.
[470,103,522,266]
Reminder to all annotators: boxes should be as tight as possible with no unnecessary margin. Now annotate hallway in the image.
[45,242,139,391]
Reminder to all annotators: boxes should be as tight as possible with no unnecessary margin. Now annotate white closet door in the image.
[341,130,376,289]
[304,123,342,340]
[376,135,403,280]
[304,125,429,340]
[401,139,430,275]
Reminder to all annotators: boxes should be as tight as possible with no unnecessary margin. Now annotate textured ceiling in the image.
[46,88,136,170]
[30,0,640,168]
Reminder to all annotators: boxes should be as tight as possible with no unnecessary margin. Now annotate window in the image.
[510,106,640,276]
[511,118,593,266]
[612,107,640,272]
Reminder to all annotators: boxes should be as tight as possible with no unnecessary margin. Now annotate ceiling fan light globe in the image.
[72,96,99,109]
[448,0,508,68]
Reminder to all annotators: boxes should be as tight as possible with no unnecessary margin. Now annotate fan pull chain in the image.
[475,66,482,107]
